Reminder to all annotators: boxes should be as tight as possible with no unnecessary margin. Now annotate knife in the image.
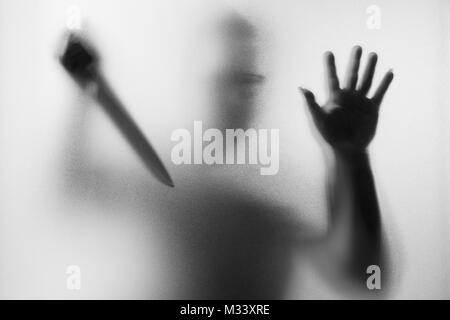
[60,33,174,187]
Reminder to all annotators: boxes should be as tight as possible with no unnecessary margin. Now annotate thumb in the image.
[299,87,322,119]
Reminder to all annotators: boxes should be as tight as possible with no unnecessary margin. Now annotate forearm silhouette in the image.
[300,46,393,287]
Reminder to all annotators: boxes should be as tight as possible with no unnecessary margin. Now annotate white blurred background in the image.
[0,0,449,299]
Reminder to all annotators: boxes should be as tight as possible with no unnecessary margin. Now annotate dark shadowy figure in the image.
[61,15,393,298]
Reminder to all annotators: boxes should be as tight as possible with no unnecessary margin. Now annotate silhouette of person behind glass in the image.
[64,12,393,299]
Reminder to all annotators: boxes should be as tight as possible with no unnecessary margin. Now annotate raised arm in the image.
[300,46,393,291]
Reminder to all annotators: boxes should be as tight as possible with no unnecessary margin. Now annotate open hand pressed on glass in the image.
[300,46,394,152]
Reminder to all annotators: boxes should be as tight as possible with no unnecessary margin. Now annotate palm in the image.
[301,46,393,152]
[320,90,378,150]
